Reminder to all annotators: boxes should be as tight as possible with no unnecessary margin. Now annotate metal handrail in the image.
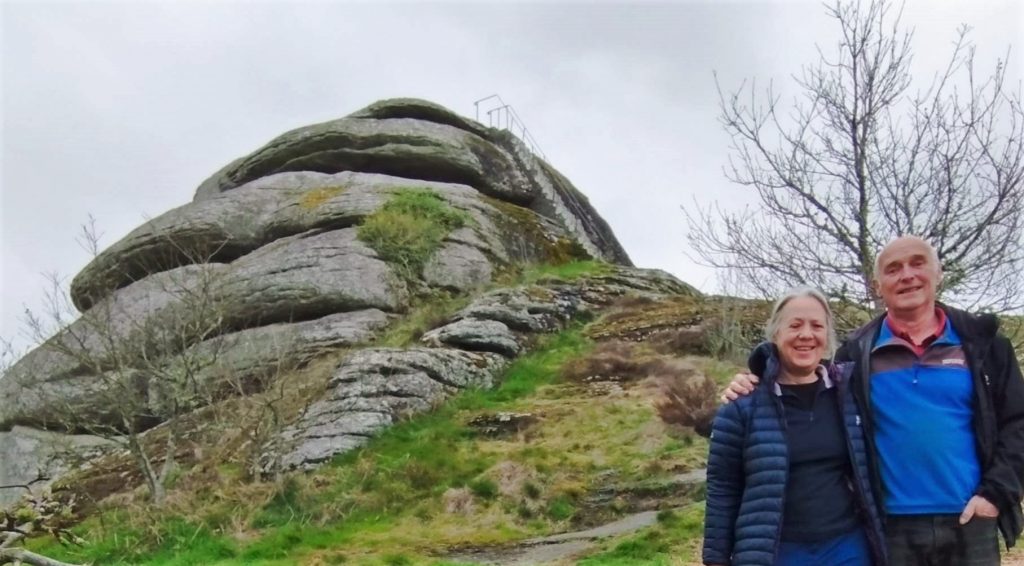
[473,94,547,160]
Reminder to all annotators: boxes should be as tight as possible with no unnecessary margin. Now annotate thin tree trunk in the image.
[0,547,84,566]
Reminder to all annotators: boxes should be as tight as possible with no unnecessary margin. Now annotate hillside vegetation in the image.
[22,261,739,565]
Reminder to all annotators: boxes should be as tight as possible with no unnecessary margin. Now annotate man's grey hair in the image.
[765,286,838,358]
[872,235,942,282]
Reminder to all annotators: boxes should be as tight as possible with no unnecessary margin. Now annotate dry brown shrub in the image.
[646,327,708,356]
[442,487,476,515]
[484,461,536,499]
[598,295,658,324]
[561,341,660,382]
[653,373,719,438]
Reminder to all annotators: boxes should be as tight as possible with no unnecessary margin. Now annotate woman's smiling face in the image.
[773,296,829,377]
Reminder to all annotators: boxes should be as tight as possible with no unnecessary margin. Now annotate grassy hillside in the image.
[26,316,730,565]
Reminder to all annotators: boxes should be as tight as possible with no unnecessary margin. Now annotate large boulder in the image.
[193,98,630,260]
[269,347,508,471]
[0,426,115,508]
[71,172,567,311]
[194,113,534,205]
[1,98,645,491]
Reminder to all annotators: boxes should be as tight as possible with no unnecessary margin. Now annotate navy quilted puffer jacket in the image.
[702,343,886,566]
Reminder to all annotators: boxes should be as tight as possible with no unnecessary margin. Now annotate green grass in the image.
[577,505,705,565]
[513,260,614,284]
[27,329,592,566]
[357,188,469,280]
[376,290,472,347]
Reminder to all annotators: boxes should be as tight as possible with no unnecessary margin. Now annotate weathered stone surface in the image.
[492,132,633,266]
[193,98,632,265]
[576,267,699,304]
[163,309,393,399]
[0,265,225,429]
[2,99,659,494]
[220,228,408,326]
[194,115,534,206]
[1,264,395,427]
[349,98,492,140]
[456,286,585,333]
[72,172,557,310]
[0,426,116,508]
[422,241,493,291]
[269,348,507,471]
[421,319,520,358]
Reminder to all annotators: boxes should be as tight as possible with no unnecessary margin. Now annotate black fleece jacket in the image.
[835,304,1024,548]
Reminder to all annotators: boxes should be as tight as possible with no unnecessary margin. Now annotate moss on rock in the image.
[481,196,591,266]
[585,295,771,357]
[298,186,347,210]
[356,188,469,281]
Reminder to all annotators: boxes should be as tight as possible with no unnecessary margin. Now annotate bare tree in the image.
[12,214,317,506]
[686,0,1024,312]
[16,222,239,506]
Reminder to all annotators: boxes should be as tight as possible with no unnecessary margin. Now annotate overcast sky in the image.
[2,0,1021,351]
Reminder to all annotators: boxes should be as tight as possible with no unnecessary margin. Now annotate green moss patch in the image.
[298,186,346,210]
[357,188,469,280]
[481,196,591,266]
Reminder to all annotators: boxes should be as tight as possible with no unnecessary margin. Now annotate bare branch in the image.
[688,0,1024,313]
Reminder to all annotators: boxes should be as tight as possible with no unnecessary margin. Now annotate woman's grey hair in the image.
[764,286,838,358]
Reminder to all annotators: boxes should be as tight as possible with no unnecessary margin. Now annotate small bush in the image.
[655,508,677,524]
[251,477,310,528]
[561,340,694,385]
[468,478,499,500]
[522,481,541,500]
[357,189,468,280]
[654,373,720,438]
[545,495,576,521]
[561,341,653,382]
[382,554,413,566]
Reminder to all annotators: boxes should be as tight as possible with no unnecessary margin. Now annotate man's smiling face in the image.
[874,237,942,316]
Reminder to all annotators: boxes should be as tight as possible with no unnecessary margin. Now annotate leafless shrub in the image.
[13,218,300,505]
[561,341,666,383]
[654,374,719,438]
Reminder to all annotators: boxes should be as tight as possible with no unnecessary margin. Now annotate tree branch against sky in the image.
[686,0,1024,313]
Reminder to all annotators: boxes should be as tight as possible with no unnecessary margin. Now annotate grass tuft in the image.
[357,188,469,280]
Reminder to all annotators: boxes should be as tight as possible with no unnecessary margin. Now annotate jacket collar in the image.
[748,341,834,391]
[851,302,997,350]
[772,365,832,396]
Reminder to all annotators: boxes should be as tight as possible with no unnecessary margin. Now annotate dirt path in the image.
[446,508,674,565]
[446,465,1024,566]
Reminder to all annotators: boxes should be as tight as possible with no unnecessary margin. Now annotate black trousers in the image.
[886,514,1000,566]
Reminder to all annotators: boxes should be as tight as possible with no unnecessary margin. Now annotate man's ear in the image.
[871,278,881,297]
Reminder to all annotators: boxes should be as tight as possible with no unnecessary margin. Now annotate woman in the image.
[702,287,886,566]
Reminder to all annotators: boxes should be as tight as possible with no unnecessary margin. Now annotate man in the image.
[724,236,1024,565]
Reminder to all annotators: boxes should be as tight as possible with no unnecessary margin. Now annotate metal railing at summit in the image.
[473,94,548,161]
